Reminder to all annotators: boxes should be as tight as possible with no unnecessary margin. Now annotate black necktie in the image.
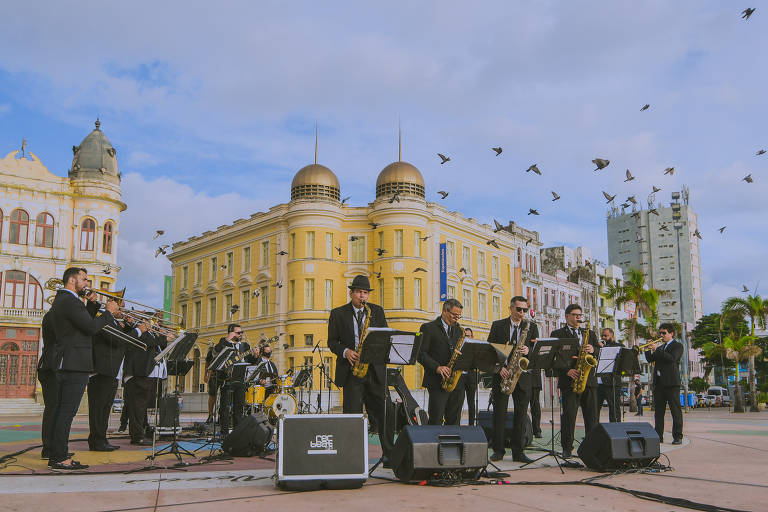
[356,309,364,331]
[570,327,577,338]
[510,325,518,345]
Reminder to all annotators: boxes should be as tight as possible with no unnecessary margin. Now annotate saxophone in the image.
[500,320,530,395]
[571,321,598,394]
[442,325,465,392]
[351,302,372,378]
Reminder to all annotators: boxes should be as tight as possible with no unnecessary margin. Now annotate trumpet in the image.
[634,337,664,352]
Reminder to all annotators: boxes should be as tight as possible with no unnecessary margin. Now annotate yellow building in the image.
[0,121,125,404]
[169,157,542,392]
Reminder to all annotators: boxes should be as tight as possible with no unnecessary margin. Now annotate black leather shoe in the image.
[380,456,391,469]
[107,443,121,450]
[561,450,572,458]
[50,460,89,470]
[89,445,116,452]
[130,438,153,446]
[512,453,535,463]
[533,432,543,439]
[671,438,682,445]
[117,424,127,433]
[489,451,505,462]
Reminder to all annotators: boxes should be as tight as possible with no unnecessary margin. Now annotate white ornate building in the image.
[0,121,125,402]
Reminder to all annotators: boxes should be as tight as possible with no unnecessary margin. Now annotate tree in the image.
[703,334,762,413]
[722,295,768,412]
[689,377,708,394]
[690,313,745,383]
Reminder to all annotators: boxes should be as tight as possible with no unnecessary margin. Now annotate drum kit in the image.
[245,372,299,421]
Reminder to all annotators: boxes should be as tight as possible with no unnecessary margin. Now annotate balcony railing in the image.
[0,308,44,322]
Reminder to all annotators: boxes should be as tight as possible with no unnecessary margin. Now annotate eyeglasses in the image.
[568,313,583,317]
[659,331,669,335]
[515,307,529,313]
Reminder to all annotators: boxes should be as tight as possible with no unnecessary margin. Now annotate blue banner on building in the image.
[439,243,447,301]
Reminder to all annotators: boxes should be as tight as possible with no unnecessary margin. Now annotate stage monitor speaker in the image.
[577,421,660,471]
[222,412,273,457]
[390,425,488,482]
[476,409,532,448]
[277,414,368,490]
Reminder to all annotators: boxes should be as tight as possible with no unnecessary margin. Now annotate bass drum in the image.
[264,392,297,420]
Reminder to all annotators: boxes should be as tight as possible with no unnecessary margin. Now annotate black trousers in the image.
[427,377,465,427]
[530,387,542,435]
[342,373,394,456]
[653,385,683,441]
[38,368,57,455]
[635,395,644,415]
[125,376,157,442]
[491,381,531,454]
[560,386,598,453]
[218,380,246,432]
[464,374,477,426]
[50,370,89,463]
[87,374,118,448]
[597,384,621,423]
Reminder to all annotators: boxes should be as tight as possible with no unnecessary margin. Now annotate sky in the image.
[0,1,765,314]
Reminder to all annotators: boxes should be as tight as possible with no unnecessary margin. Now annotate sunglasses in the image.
[515,307,529,313]
[234,331,244,335]
[659,331,669,335]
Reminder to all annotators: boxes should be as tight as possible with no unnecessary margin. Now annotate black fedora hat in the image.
[348,275,373,291]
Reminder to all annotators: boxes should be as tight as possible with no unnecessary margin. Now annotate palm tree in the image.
[722,295,767,412]
[703,334,762,412]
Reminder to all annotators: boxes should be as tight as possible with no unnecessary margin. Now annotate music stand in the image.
[521,337,579,473]
[613,348,641,421]
[360,328,421,474]
[149,332,198,465]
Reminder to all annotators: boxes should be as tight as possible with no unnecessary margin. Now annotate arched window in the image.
[9,209,29,245]
[35,213,55,248]
[103,221,114,254]
[80,218,95,251]
[27,275,43,310]
[3,271,26,308]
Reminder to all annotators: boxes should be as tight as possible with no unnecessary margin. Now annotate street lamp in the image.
[671,193,691,412]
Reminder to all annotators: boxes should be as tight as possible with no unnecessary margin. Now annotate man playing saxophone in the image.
[327,275,393,466]
[487,296,539,463]
[418,298,465,426]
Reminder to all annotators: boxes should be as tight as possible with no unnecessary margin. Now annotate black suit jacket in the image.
[50,289,114,372]
[550,326,600,389]
[86,300,136,378]
[645,340,683,387]
[327,302,388,386]
[38,309,58,371]
[418,316,463,390]
[124,330,167,378]
[487,317,540,392]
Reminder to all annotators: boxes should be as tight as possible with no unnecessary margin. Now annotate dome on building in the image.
[375,161,425,199]
[69,119,119,181]
[290,163,340,201]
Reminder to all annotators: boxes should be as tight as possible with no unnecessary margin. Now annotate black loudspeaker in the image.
[222,412,273,457]
[277,414,368,490]
[390,425,488,482]
[476,410,532,448]
[577,422,660,471]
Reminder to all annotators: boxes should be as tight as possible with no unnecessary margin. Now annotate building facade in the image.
[168,158,542,392]
[0,121,124,400]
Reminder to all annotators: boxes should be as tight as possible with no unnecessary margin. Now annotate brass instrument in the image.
[634,337,664,352]
[500,320,531,395]
[442,324,466,392]
[351,302,372,378]
[571,321,598,394]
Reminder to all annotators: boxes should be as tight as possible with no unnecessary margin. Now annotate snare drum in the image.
[245,385,266,406]
[264,392,297,420]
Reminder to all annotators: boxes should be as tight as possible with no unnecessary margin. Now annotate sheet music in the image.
[596,345,622,374]
[489,342,514,358]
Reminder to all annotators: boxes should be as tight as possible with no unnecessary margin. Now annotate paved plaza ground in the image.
[0,407,766,512]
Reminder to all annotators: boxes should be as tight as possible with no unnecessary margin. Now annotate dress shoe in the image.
[50,460,89,470]
[89,445,117,452]
[533,432,543,439]
[380,456,391,469]
[107,443,121,450]
[45,453,74,463]
[561,450,572,458]
[117,424,127,433]
[512,453,535,463]
[130,438,153,446]
[489,451,505,462]
[671,438,682,445]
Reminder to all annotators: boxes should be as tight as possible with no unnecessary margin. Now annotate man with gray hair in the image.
[418,299,465,425]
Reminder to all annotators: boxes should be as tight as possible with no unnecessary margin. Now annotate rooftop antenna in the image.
[398,118,402,162]
[314,121,318,165]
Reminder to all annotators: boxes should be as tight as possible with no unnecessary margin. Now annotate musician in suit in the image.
[550,304,599,458]
[258,343,278,399]
[123,322,164,445]
[48,267,118,470]
[418,298,465,426]
[645,323,684,444]
[214,324,256,432]
[463,327,479,426]
[38,309,58,460]
[327,275,393,463]
[596,328,623,423]
[487,296,539,463]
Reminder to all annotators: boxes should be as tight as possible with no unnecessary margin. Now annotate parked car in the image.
[112,398,124,413]
[708,386,730,407]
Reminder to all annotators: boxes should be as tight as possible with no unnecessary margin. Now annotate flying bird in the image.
[664,167,674,176]
[528,208,540,216]
[659,224,669,231]
[493,219,505,232]
[272,280,283,288]
[551,191,561,201]
[592,158,610,171]
[693,229,702,239]
[155,245,169,258]
[153,230,165,239]
[742,285,750,292]
[742,8,755,20]
[375,248,387,256]
[757,149,766,156]
[414,267,428,273]
[437,190,449,199]
[369,222,379,229]
[374,267,382,279]
[335,246,342,255]
[349,236,360,242]
[486,239,500,248]
[459,267,467,274]
[627,195,637,205]
[632,211,641,219]
[389,192,401,203]
[492,147,503,156]
[220,265,227,271]
[437,153,450,164]
[277,250,288,255]
[620,202,630,209]
[252,289,260,297]
[652,186,661,193]
[341,196,351,205]
[624,169,635,182]
[640,104,650,111]
[649,208,659,216]
[718,226,726,234]
[104,265,111,274]
[420,235,431,241]
[526,164,542,175]
[602,191,617,203]
[743,174,754,183]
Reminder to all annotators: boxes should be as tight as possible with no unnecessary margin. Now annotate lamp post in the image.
[671,194,691,412]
